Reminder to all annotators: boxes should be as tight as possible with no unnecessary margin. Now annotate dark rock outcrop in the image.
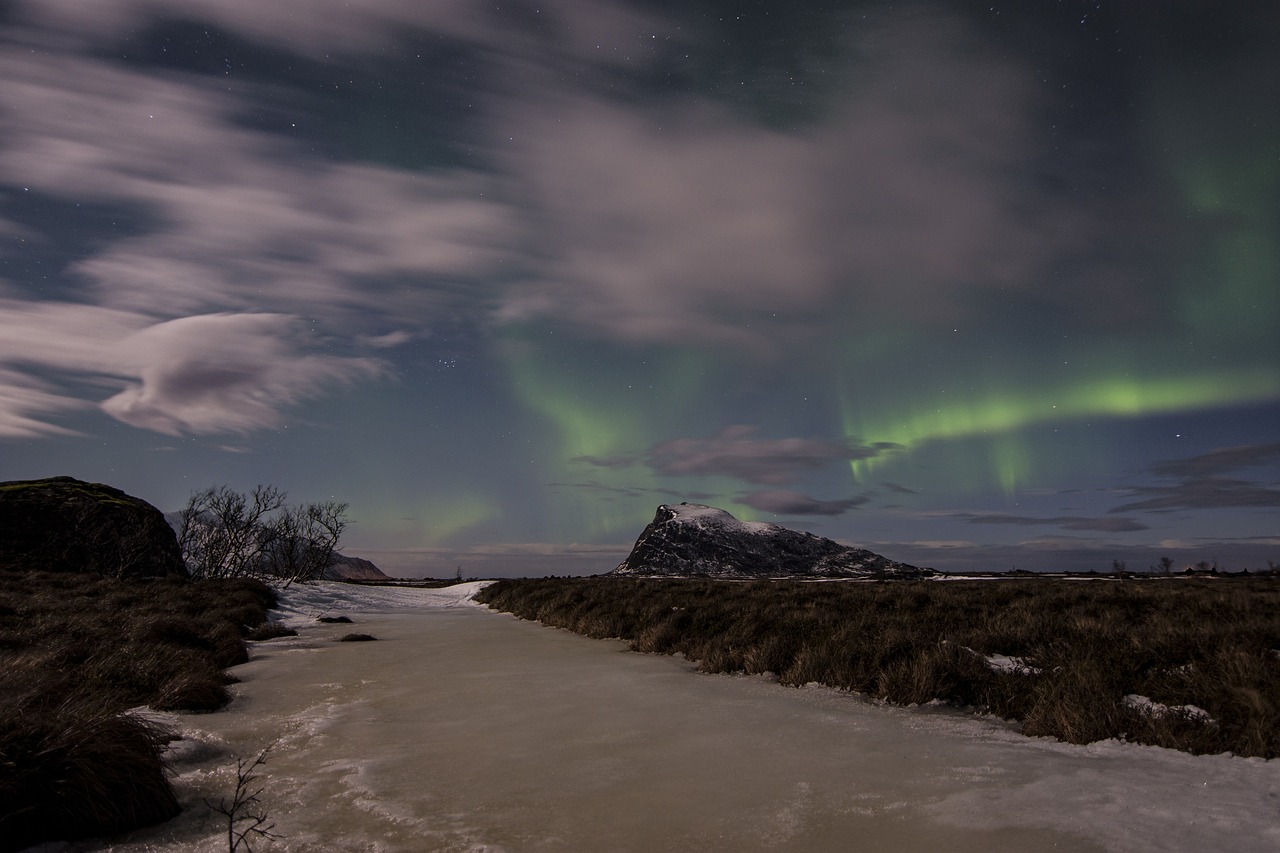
[324,553,391,581]
[0,476,186,578]
[612,503,928,579]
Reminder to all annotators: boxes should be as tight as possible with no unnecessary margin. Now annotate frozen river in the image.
[92,582,1278,852]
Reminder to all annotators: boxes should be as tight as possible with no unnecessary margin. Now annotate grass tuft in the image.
[0,571,278,848]
[0,695,179,851]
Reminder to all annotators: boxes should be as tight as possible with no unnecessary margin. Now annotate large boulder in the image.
[612,503,928,579]
[0,476,187,578]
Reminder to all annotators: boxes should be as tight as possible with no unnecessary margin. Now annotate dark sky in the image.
[1,1,1277,576]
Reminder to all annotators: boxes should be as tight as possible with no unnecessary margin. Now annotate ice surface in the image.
[84,582,1279,853]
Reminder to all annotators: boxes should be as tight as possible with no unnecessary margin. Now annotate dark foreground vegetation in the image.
[477,576,1280,758]
[0,571,277,851]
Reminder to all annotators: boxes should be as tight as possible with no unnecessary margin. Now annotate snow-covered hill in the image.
[613,503,927,578]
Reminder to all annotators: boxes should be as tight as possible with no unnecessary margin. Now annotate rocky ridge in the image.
[0,476,187,578]
[324,553,391,581]
[612,503,927,579]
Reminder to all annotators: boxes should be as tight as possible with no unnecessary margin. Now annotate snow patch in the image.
[666,502,783,536]
[954,645,1041,676]
[269,580,492,629]
[984,653,1041,676]
[1123,694,1215,724]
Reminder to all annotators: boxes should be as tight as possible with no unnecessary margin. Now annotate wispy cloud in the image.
[647,425,889,485]
[1150,443,1280,479]
[1110,478,1280,514]
[493,9,1158,350]
[1110,443,1280,513]
[961,513,1149,533]
[0,300,383,436]
[0,367,88,438]
[0,48,518,320]
[101,313,385,435]
[0,34,515,437]
[18,0,672,66]
[572,454,642,470]
[738,490,867,516]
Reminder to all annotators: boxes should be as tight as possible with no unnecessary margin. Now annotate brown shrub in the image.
[0,696,179,852]
[0,570,281,847]
[478,575,1280,757]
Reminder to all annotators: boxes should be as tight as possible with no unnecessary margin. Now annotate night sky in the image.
[1,1,1277,577]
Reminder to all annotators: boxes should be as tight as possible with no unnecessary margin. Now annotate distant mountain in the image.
[612,503,928,579]
[324,553,390,581]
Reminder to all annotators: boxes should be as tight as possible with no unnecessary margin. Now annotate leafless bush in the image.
[178,485,348,584]
[206,746,281,853]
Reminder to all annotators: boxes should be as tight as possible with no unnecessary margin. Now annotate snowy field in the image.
[75,581,1280,852]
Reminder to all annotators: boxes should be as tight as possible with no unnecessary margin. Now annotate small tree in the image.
[179,486,286,579]
[206,746,281,852]
[264,501,349,587]
[178,486,347,583]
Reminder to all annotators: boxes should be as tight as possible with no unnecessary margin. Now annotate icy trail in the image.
[80,582,1279,852]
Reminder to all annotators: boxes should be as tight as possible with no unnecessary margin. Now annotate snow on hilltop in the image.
[664,502,788,535]
[613,503,927,579]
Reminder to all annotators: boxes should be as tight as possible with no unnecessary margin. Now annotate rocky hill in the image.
[324,553,391,581]
[612,503,927,579]
[0,476,187,578]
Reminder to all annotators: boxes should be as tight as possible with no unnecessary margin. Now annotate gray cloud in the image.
[101,313,385,435]
[0,48,519,320]
[962,513,1149,533]
[1110,478,1280,514]
[549,480,661,500]
[1151,443,1280,479]
[1105,443,1280,513]
[0,37,515,436]
[885,537,1280,576]
[573,454,641,470]
[0,367,88,438]
[17,0,673,67]
[493,9,1147,350]
[647,425,886,485]
[738,490,867,516]
[0,301,383,436]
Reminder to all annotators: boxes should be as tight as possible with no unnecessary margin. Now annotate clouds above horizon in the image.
[737,490,868,517]
[0,27,514,436]
[1,0,1271,436]
[494,9,1162,350]
[0,300,384,436]
[1108,443,1280,514]
[0,1,1276,571]
[645,425,891,485]
[960,513,1149,533]
[1150,443,1280,480]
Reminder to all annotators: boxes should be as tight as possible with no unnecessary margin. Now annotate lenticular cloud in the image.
[101,313,383,436]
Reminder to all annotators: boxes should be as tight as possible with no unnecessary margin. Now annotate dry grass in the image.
[0,571,277,849]
[477,576,1280,757]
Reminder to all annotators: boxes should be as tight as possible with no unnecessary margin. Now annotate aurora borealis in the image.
[1,1,1276,576]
